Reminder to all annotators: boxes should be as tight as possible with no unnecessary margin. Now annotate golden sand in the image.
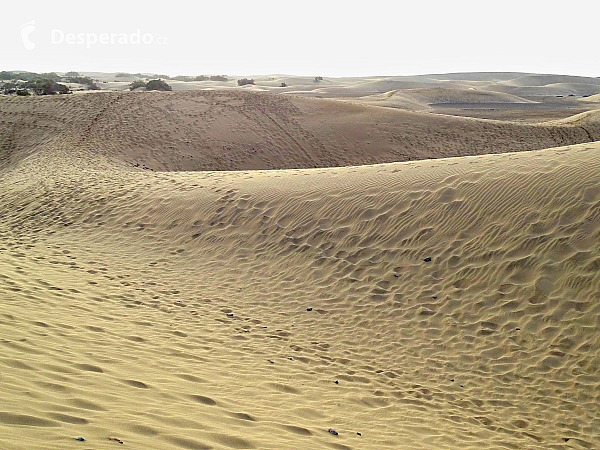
[0,89,599,449]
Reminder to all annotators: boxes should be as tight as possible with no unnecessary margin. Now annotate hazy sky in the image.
[3,0,599,77]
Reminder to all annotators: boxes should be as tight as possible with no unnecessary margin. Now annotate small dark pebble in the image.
[289,357,294,361]
[75,437,85,442]
[306,307,313,311]
[423,257,432,262]
[357,432,362,436]
[226,313,233,317]
[516,327,520,330]
[268,360,274,364]
[450,379,454,382]
[432,296,437,299]
[564,438,570,442]
[460,385,464,388]
[334,380,339,384]
[328,428,338,436]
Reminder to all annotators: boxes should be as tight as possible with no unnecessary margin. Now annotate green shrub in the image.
[23,79,70,95]
[1,71,46,81]
[172,75,209,82]
[129,80,147,90]
[314,76,323,83]
[66,76,100,90]
[237,78,255,86]
[16,89,31,96]
[35,72,62,81]
[145,79,172,91]
[280,82,287,87]
[210,75,228,82]
[0,71,16,80]
[2,82,17,94]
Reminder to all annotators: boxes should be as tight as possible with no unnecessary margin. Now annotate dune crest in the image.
[1,91,598,172]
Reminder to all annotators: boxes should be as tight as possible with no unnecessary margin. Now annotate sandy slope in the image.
[490,83,600,98]
[1,127,599,449]
[500,75,600,87]
[350,88,534,112]
[1,92,598,172]
[41,73,599,126]
[581,93,600,103]
[0,83,599,449]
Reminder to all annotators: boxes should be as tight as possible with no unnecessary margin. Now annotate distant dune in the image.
[0,91,598,171]
[543,108,600,127]
[581,92,600,102]
[493,83,600,98]
[422,72,528,82]
[352,87,534,111]
[500,74,600,87]
[68,71,600,98]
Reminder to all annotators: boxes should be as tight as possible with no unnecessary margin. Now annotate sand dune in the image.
[581,93,600,103]
[352,87,534,111]
[543,108,600,127]
[423,72,529,82]
[78,72,600,98]
[397,87,534,104]
[0,134,599,448]
[490,83,600,98]
[57,73,600,128]
[1,91,598,172]
[500,74,600,87]
[1,75,599,449]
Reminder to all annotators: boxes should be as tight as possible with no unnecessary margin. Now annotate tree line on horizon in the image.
[1,70,327,95]
[0,71,100,95]
[117,73,229,82]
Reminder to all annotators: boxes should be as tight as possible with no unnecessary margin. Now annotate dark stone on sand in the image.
[357,432,362,436]
[328,428,338,436]
[423,257,432,262]
[226,313,233,317]
[334,380,339,384]
[75,437,85,442]
[306,307,313,311]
